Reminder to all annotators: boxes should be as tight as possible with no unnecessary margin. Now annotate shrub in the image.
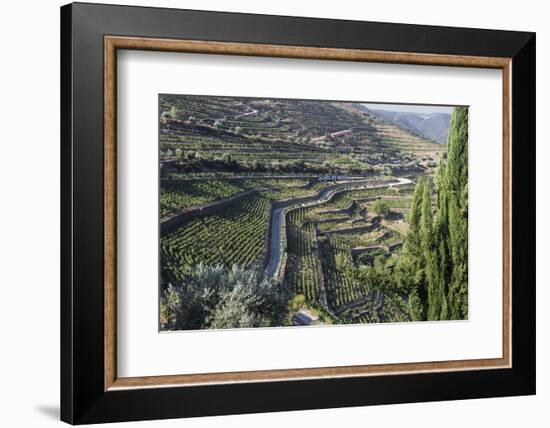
[160,264,290,331]
[372,200,390,218]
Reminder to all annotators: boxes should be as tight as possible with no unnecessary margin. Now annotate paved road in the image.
[263,182,344,278]
[264,177,412,279]
[264,205,285,278]
[161,174,370,182]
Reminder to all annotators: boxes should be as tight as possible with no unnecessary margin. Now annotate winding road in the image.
[264,177,412,279]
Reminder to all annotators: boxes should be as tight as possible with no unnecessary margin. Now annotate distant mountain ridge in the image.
[362,106,452,144]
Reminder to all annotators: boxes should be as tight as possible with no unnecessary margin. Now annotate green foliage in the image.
[158,95,460,329]
[162,193,271,281]
[285,210,322,302]
[160,178,314,217]
[285,294,335,325]
[284,185,407,316]
[420,180,444,320]
[288,294,306,313]
[351,258,391,294]
[346,256,411,323]
[396,106,469,321]
[444,107,469,319]
[161,264,290,330]
[168,105,177,119]
[159,95,444,177]
[335,252,351,271]
[396,176,426,298]
[320,234,368,308]
[408,289,424,321]
[371,200,390,218]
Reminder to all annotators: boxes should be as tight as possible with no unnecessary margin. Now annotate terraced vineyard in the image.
[160,177,336,279]
[158,94,459,331]
[280,182,416,323]
[285,209,322,302]
[160,177,313,217]
[161,193,271,280]
[160,179,248,217]
[160,95,445,178]
[320,234,368,307]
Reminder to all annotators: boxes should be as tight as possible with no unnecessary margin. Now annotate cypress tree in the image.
[433,162,450,319]
[400,106,469,321]
[409,176,424,229]
[444,107,469,319]
[398,176,428,319]
[403,176,425,282]
[408,289,424,321]
[420,179,439,320]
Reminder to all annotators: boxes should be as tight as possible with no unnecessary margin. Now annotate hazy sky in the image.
[362,103,455,115]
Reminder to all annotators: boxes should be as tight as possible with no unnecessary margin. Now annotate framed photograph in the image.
[61,2,535,424]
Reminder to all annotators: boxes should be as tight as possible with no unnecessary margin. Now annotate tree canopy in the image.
[396,106,469,321]
[160,263,289,330]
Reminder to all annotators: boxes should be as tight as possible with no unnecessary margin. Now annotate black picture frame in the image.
[61,2,535,424]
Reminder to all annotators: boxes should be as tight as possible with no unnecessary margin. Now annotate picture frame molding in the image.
[104,35,513,390]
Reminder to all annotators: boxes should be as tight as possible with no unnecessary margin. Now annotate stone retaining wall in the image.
[321,223,377,236]
[160,188,263,234]
[261,179,396,274]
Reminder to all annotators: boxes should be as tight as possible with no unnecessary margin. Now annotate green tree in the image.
[160,264,289,331]
[372,200,390,218]
[419,179,441,320]
[397,176,426,295]
[432,162,450,320]
[441,107,469,319]
[397,106,469,321]
[408,288,424,321]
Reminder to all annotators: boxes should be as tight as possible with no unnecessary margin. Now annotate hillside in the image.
[362,106,451,144]
[159,94,464,331]
[159,95,445,178]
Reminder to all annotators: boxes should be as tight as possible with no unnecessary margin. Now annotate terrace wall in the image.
[261,178,395,273]
[164,119,326,153]
[322,223,378,236]
[161,175,316,185]
[160,188,263,233]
